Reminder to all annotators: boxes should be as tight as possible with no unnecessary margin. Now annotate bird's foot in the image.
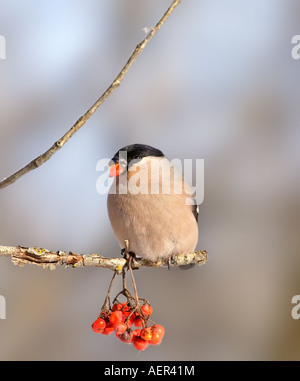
[121,248,136,269]
[167,255,177,270]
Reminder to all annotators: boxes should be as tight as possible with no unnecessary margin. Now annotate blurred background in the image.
[0,0,299,361]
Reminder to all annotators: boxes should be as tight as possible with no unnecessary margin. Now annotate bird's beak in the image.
[109,161,125,177]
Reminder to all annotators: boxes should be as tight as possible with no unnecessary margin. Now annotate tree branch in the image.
[0,245,207,272]
[0,1,204,276]
[0,0,182,190]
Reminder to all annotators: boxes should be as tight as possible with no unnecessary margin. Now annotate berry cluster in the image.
[92,301,165,351]
[91,242,165,351]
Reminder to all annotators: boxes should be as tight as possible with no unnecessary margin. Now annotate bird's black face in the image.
[109,144,164,177]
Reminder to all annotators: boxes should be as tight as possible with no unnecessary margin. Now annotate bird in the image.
[107,143,199,265]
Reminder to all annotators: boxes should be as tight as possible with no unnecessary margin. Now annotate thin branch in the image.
[0,0,182,190]
[0,245,208,272]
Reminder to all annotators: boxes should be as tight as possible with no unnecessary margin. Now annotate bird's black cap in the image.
[110,144,164,166]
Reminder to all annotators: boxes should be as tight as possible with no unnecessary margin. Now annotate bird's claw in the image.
[121,248,136,269]
[167,255,177,270]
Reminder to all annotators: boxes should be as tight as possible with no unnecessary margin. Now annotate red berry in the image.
[114,322,127,335]
[121,302,130,312]
[109,310,123,326]
[101,321,115,335]
[98,308,110,321]
[112,302,129,312]
[141,304,153,317]
[131,328,141,340]
[91,317,106,333]
[125,313,135,327]
[133,316,144,327]
[151,324,165,337]
[125,317,134,328]
[149,324,165,345]
[140,327,152,341]
[112,303,123,311]
[122,310,131,319]
[133,337,149,351]
[149,331,162,345]
[116,330,133,343]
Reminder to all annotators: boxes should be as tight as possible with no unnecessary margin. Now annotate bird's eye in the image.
[133,155,141,160]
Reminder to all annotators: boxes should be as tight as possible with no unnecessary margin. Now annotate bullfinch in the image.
[107,144,199,263]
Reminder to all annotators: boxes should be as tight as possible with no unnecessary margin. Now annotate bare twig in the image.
[101,271,118,311]
[0,245,208,272]
[0,0,182,190]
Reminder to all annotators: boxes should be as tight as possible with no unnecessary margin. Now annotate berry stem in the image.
[124,240,141,310]
[101,270,117,311]
[129,264,140,309]
[122,265,127,290]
